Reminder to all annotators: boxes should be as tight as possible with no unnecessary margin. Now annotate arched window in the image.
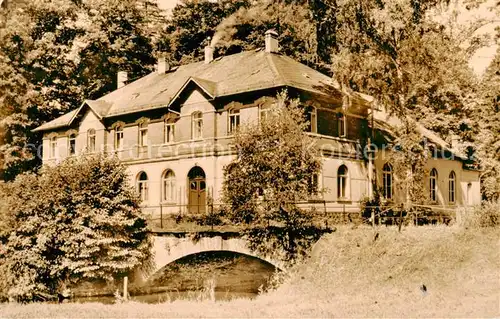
[68,133,76,156]
[137,171,149,202]
[162,170,176,203]
[337,165,349,199]
[228,108,240,134]
[448,171,456,203]
[430,168,438,202]
[87,129,96,152]
[50,136,57,158]
[338,113,347,137]
[192,112,203,140]
[382,163,393,199]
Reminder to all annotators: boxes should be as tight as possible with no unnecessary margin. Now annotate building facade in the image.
[34,30,481,218]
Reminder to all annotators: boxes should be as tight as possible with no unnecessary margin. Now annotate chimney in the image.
[204,45,214,64]
[265,29,279,53]
[157,56,169,74]
[117,71,127,89]
[451,134,461,149]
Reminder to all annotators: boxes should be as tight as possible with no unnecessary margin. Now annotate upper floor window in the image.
[162,170,176,203]
[309,173,319,194]
[137,171,148,202]
[165,122,175,144]
[337,165,349,199]
[338,113,347,138]
[139,123,148,147]
[307,107,317,133]
[115,127,124,150]
[382,163,393,200]
[449,171,456,203]
[430,168,438,202]
[228,109,240,135]
[192,112,203,140]
[50,136,57,158]
[68,134,76,156]
[259,105,271,122]
[87,129,96,152]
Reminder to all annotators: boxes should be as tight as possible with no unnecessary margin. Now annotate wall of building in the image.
[39,86,481,214]
[373,149,481,206]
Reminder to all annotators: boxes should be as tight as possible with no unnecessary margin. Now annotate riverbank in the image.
[1,225,499,318]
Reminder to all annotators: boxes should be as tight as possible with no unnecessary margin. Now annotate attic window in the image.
[303,73,311,79]
[132,93,140,99]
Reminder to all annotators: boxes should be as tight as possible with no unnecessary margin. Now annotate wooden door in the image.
[188,177,206,214]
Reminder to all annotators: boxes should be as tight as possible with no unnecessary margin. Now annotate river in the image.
[70,251,277,304]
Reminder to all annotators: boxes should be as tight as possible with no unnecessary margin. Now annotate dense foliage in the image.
[219,92,326,262]
[475,49,500,200]
[0,0,161,181]
[0,154,151,302]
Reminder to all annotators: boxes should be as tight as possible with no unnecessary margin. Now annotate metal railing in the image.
[141,200,459,231]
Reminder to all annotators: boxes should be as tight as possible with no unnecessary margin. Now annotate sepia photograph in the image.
[0,0,498,317]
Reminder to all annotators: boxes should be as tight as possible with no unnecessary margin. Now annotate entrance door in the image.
[188,166,206,214]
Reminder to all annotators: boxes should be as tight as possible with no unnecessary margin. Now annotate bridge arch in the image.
[149,235,285,277]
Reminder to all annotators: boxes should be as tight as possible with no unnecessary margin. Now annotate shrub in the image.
[0,154,152,302]
[459,201,500,228]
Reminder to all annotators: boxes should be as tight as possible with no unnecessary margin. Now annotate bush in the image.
[459,201,500,228]
[0,154,152,302]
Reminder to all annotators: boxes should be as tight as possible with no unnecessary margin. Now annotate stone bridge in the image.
[148,231,285,277]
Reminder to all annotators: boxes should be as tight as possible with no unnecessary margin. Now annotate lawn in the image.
[1,225,499,318]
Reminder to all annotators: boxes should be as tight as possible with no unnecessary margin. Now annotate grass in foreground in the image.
[1,225,499,318]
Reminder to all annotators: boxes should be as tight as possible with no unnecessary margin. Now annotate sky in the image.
[157,0,181,14]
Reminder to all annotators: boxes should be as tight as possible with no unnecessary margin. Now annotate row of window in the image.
[381,164,457,204]
[306,107,347,137]
[136,170,177,203]
[134,165,459,206]
[135,165,351,205]
[49,130,94,158]
[50,107,348,158]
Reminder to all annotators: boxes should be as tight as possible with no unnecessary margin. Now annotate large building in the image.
[33,30,481,218]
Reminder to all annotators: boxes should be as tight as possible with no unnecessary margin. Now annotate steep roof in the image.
[34,49,341,132]
[33,108,79,132]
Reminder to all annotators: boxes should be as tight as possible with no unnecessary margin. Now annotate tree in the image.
[0,0,161,181]
[160,0,250,64]
[220,92,324,262]
[326,0,480,204]
[162,0,332,72]
[475,48,500,200]
[0,154,152,302]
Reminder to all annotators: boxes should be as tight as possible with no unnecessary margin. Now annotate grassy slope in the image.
[1,226,499,318]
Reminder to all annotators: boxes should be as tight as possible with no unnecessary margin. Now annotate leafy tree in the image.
[326,0,481,203]
[160,0,250,64]
[0,0,161,181]
[162,0,332,72]
[0,154,152,302]
[220,92,325,262]
[476,49,500,200]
